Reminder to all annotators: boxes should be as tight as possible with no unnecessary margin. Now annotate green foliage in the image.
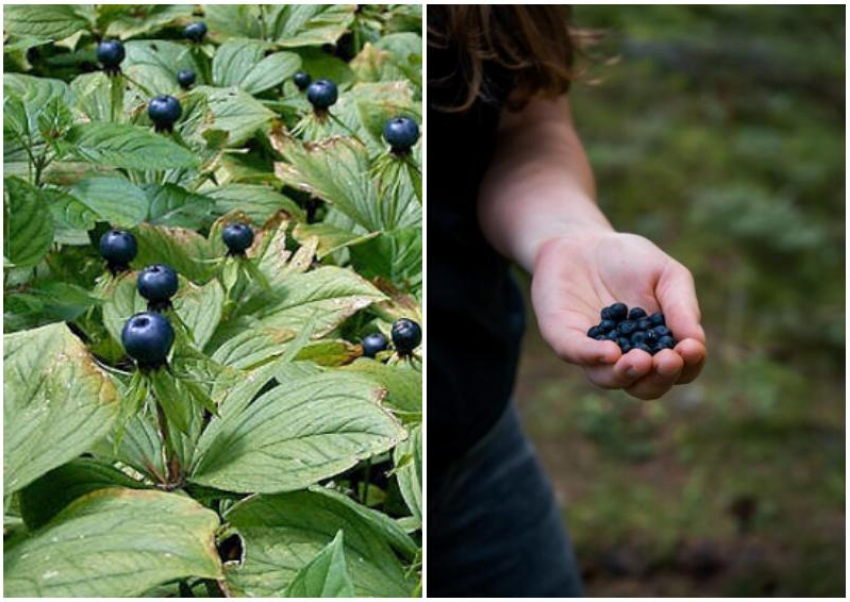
[4,4,421,598]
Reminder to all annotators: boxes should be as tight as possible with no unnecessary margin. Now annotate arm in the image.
[477,95,706,399]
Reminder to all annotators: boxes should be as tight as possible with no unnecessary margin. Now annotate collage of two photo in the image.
[2,3,845,599]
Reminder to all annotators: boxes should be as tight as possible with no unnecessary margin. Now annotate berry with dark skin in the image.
[657,335,676,350]
[306,79,338,110]
[634,343,654,354]
[587,325,603,338]
[391,318,421,356]
[177,68,196,89]
[383,116,420,153]
[636,318,650,331]
[617,320,637,336]
[647,312,666,327]
[148,95,182,132]
[628,307,647,320]
[121,312,175,368]
[222,222,255,255]
[293,71,311,90]
[653,325,672,337]
[361,333,389,358]
[99,230,137,272]
[605,330,618,341]
[138,264,179,307]
[607,302,629,322]
[96,40,125,73]
[598,319,616,333]
[631,331,648,346]
[184,22,207,43]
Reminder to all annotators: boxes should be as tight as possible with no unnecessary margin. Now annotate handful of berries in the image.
[587,302,677,356]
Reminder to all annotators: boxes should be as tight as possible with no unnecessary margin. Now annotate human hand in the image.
[531,231,706,400]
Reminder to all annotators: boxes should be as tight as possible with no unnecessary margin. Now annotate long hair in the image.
[429,5,579,112]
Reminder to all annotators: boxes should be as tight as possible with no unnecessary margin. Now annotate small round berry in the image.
[607,303,628,322]
[222,222,255,254]
[617,337,631,349]
[382,116,420,153]
[628,307,647,320]
[147,95,183,132]
[96,40,125,72]
[636,318,650,331]
[605,330,619,341]
[293,71,312,90]
[647,312,666,327]
[657,335,676,350]
[361,333,389,358]
[177,68,196,89]
[599,319,616,333]
[617,320,637,336]
[594,335,607,341]
[653,325,671,337]
[587,325,602,338]
[99,230,137,270]
[121,312,174,367]
[391,318,421,356]
[634,343,653,355]
[306,79,338,110]
[137,264,179,304]
[630,331,648,346]
[184,22,207,43]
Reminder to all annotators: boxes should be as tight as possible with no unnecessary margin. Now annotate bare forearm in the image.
[477,95,612,272]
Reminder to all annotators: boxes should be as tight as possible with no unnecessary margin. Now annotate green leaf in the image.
[101,272,146,345]
[68,176,149,228]
[341,359,422,423]
[133,223,218,283]
[4,73,73,143]
[18,458,146,530]
[102,5,193,39]
[223,488,414,597]
[271,5,356,48]
[173,279,226,350]
[193,86,275,147]
[144,183,215,229]
[294,47,355,85]
[284,530,355,597]
[293,222,378,259]
[3,176,54,268]
[190,371,406,493]
[4,5,90,42]
[393,425,422,524]
[241,51,301,94]
[203,5,263,39]
[213,38,301,95]
[203,183,304,223]
[4,323,120,493]
[350,226,422,289]
[4,488,222,597]
[62,123,199,170]
[150,369,192,436]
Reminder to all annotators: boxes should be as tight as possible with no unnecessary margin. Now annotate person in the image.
[427,5,707,597]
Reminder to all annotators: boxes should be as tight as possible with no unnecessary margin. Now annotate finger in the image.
[656,262,706,344]
[585,347,654,388]
[548,330,622,367]
[625,349,684,400]
[675,337,707,384]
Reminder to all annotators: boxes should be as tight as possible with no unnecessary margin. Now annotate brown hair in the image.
[429,5,579,112]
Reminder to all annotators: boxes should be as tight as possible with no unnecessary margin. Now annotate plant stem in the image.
[155,400,181,487]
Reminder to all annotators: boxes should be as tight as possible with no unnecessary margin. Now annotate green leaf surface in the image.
[194,86,275,147]
[4,488,222,597]
[284,530,355,597]
[62,123,199,170]
[4,323,120,493]
[223,488,413,597]
[190,371,405,493]
[68,176,149,228]
[4,5,90,42]
[133,223,217,283]
[393,424,422,524]
[3,176,54,267]
[271,5,356,48]
[203,183,304,223]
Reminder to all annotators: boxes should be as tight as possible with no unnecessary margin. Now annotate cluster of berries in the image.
[587,303,677,356]
[100,221,256,369]
[361,318,421,359]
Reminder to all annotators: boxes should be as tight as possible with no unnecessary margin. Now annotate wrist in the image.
[529,219,615,273]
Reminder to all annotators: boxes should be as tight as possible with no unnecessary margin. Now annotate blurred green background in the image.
[513,5,845,597]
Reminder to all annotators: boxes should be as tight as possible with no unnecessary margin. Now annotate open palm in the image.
[531,232,706,399]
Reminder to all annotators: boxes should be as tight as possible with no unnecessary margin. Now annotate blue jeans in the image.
[428,402,584,597]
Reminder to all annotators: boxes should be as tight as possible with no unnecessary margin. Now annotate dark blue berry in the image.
[617,337,631,348]
[121,312,174,367]
[628,307,647,320]
[184,22,207,43]
[617,320,637,336]
[306,79,338,110]
[600,307,613,321]
[222,222,254,255]
[594,335,607,341]
[587,325,602,338]
[177,68,196,89]
[647,312,665,327]
[644,330,659,345]
[599,319,616,332]
[148,95,182,132]
[361,333,388,358]
[634,343,653,354]
[605,330,619,341]
[657,335,676,350]
[383,116,420,153]
[621,343,632,353]
[653,325,671,337]
[631,331,648,346]
[137,264,178,305]
[293,71,311,90]
[391,318,421,355]
[99,230,137,271]
[96,40,125,72]
[607,303,628,322]
[637,318,650,331]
